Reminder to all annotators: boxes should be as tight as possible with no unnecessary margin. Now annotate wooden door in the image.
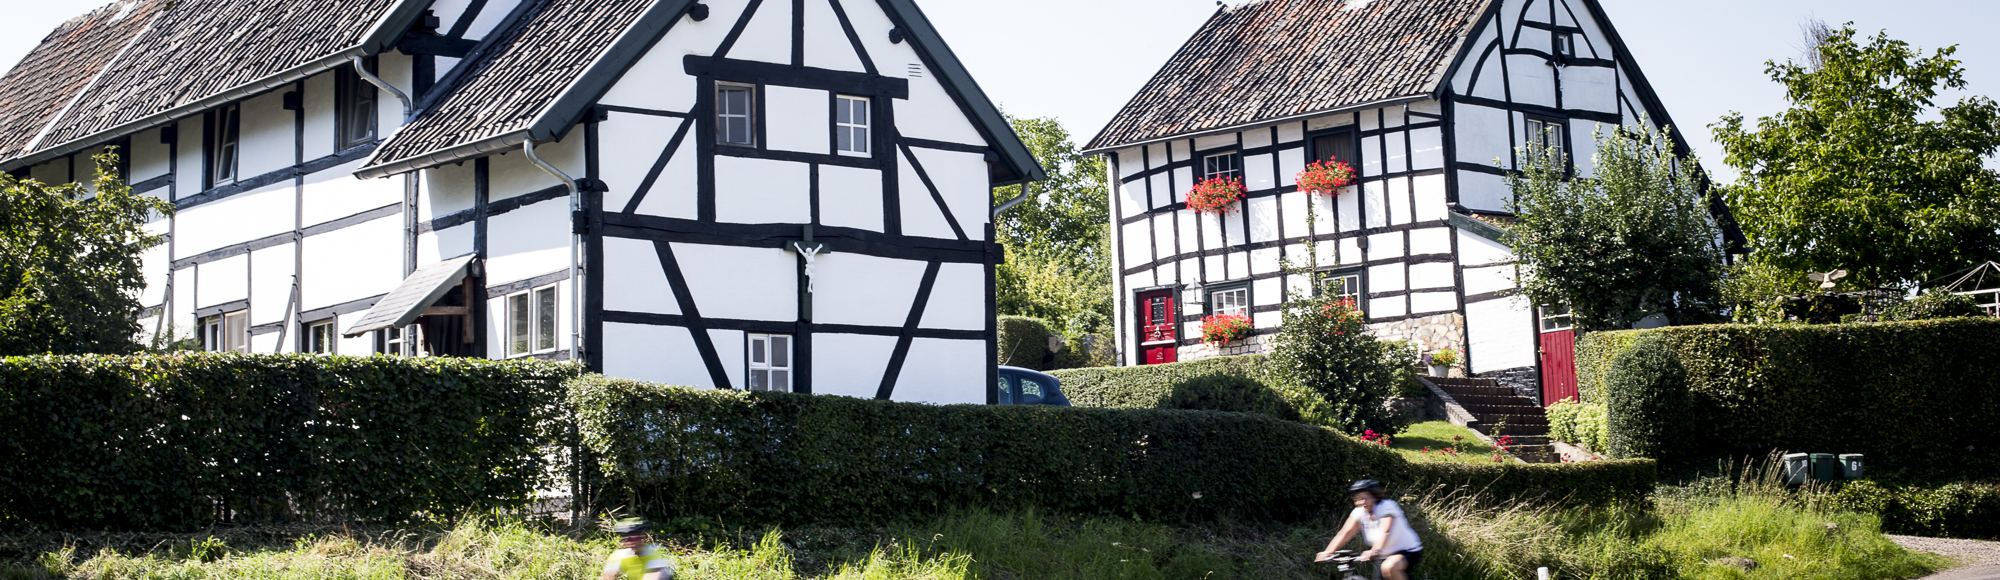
[1137,290,1178,365]
[1538,305,1578,405]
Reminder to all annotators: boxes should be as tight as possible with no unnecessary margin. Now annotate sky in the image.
[3,0,1997,183]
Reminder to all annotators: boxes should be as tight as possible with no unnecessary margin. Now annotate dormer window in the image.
[716,83,757,146]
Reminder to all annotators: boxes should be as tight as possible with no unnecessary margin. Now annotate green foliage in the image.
[992,117,1112,338]
[1050,355,1333,426]
[1546,399,1609,454]
[1861,291,1990,322]
[1505,122,1725,330]
[1825,480,2000,540]
[0,354,580,530]
[1576,319,2000,479]
[1714,26,2000,288]
[0,152,174,355]
[996,315,1112,371]
[1155,373,1301,422]
[1719,260,1821,324]
[1270,293,1420,435]
[570,375,1653,527]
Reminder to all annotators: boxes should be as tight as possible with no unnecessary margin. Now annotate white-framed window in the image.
[1209,285,1249,318]
[1202,152,1241,181]
[1541,304,1575,333]
[202,310,248,353]
[336,65,378,150]
[716,82,756,146]
[378,327,408,356]
[506,285,559,357]
[747,333,793,392]
[1554,32,1575,59]
[835,95,870,156]
[1320,269,1364,307]
[209,103,241,187]
[1525,116,1566,158]
[306,320,336,354]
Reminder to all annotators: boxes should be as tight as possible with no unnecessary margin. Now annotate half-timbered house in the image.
[0,0,1040,405]
[1087,0,1723,404]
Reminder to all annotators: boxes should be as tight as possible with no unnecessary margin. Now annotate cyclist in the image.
[1315,479,1423,580]
[601,518,675,580]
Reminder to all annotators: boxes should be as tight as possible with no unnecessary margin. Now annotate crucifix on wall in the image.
[785,224,831,321]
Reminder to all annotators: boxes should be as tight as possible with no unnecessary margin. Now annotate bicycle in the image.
[1315,550,1381,580]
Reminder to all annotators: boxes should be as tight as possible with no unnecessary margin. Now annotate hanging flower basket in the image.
[1295,160,1356,196]
[1186,176,1247,215]
[1200,314,1253,344]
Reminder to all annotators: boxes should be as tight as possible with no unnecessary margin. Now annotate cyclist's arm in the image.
[1320,513,1361,556]
[1367,514,1396,556]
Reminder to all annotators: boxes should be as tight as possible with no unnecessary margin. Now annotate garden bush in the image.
[1048,355,1333,424]
[996,315,1110,371]
[1577,318,2000,479]
[1270,295,1419,435]
[1545,399,1607,454]
[1824,480,2000,540]
[0,354,579,531]
[571,375,1654,526]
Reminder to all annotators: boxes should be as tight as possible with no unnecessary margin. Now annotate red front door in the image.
[1137,290,1178,365]
[1538,305,1578,406]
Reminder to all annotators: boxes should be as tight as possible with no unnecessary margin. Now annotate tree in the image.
[0,151,171,355]
[1713,25,2000,289]
[990,117,1112,335]
[1505,123,1725,331]
[1268,287,1417,436]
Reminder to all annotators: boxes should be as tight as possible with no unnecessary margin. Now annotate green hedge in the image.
[1576,318,2000,479]
[997,315,1111,371]
[572,375,1654,525]
[1048,356,1332,425]
[1546,399,1608,454]
[0,354,579,530]
[1826,480,2000,540]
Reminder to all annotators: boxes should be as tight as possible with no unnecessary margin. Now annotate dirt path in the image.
[1891,535,2000,580]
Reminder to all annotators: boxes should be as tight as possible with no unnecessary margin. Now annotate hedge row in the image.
[572,375,1654,525]
[1576,318,2000,479]
[995,315,1109,371]
[0,354,579,530]
[1826,480,2000,540]
[1049,355,1424,430]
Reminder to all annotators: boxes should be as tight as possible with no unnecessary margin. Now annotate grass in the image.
[1389,420,1506,464]
[0,462,1951,580]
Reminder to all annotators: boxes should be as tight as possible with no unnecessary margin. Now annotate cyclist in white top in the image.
[1316,479,1423,580]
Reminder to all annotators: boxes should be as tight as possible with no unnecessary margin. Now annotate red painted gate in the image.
[1137,290,1178,365]
[1539,305,1578,406]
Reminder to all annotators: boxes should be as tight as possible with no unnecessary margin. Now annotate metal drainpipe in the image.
[524,139,582,363]
[991,182,1034,219]
[352,56,422,352]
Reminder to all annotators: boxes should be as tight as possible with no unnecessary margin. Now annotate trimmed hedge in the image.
[1049,355,1331,425]
[0,354,579,530]
[996,316,1056,369]
[1546,399,1608,454]
[572,375,1655,525]
[1826,480,2000,540]
[1577,318,2000,479]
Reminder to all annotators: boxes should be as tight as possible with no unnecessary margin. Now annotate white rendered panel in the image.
[910,148,991,240]
[1199,212,1224,249]
[1457,171,1509,213]
[1242,127,1272,149]
[250,246,294,326]
[1412,291,1458,314]
[1250,247,1279,275]
[1337,187,1360,232]
[130,127,170,181]
[303,73,335,161]
[602,323,704,386]
[899,149,956,239]
[1410,262,1455,290]
[1307,114,1352,132]
[1176,211,1200,258]
[819,165,884,231]
[891,338,986,405]
[1226,251,1249,279]
[303,159,402,228]
[1369,296,1407,319]
[1180,258,1202,285]
[1384,132,1408,175]
[812,333,897,398]
[1363,180,1387,228]
[1152,216,1176,263]
[301,216,401,310]
[724,0,792,64]
[1464,264,1518,296]
[1509,55,1558,109]
[419,223,474,263]
[599,28,699,112]
[598,112,683,212]
[488,138,578,200]
[1277,122,1305,143]
[1280,191,1309,243]
[1339,238,1363,266]
[1570,121,1604,178]
[423,162,476,220]
[1458,228,1516,267]
[1122,221,1152,267]
[918,262,985,331]
[1413,174,1448,223]
[173,268,196,331]
[375,54,413,142]
[1410,127,1444,171]
[1117,176,1147,219]
[139,242,169,307]
[1467,295,1536,373]
[1170,140,1190,163]
[674,243,797,321]
[1203,255,1225,281]
[1243,153,1275,191]
[1368,232,1404,261]
[893,74,985,146]
[1387,177,1412,225]
[1564,65,1619,115]
[814,252,924,327]
[29,157,67,186]
[710,328,746,390]
[1369,263,1405,293]
[1247,197,1279,243]
[1253,277,1281,307]
[803,0,867,72]
[198,255,249,307]
[1146,171,1170,211]
[604,237,679,315]
[716,156,811,225]
[1194,134,1236,151]
[485,196,571,285]
[766,86,831,155]
[1410,227,1452,256]
[1278,147,1305,187]
[1454,102,1513,167]
[1254,310,1280,329]
[176,118,202,189]
[1361,135,1382,176]
[237,91,292,178]
[1117,149,1145,180]
[177,184,294,255]
[635,136,699,219]
[1169,167,1194,204]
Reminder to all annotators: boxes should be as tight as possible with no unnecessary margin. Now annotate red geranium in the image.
[1186,176,1247,215]
[1200,314,1253,345]
[1295,160,1356,196]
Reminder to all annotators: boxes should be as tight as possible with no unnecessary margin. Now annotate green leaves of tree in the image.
[1714,25,2000,288]
[991,117,1111,335]
[1506,123,1724,331]
[0,150,172,355]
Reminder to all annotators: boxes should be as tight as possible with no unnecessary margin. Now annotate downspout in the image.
[524,139,582,363]
[991,182,1033,219]
[352,56,421,351]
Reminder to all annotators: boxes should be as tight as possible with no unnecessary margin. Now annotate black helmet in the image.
[611,518,649,534]
[1348,479,1385,495]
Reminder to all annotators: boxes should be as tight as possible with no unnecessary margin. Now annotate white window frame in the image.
[1208,285,1250,318]
[210,103,241,186]
[505,285,560,358]
[202,310,249,353]
[1202,151,1241,181]
[835,95,871,156]
[747,333,794,392]
[1525,116,1566,158]
[1320,269,1364,307]
[306,320,336,354]
[1541,304,1576,333]
[1554,32,1575,59]
[716,82,757,147]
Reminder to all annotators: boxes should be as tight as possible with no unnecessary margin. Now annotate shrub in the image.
[1824,480,2000,540]
[1156,373,1300,421]
[570,375,1654,525]
[1049,355,1335,427]
[996,315,1055,369]
[1546,399,1608,454]
[1870,291,1990,322]
[1270,296,1418,435]
[1577,318,2000,479]
[1603,336,1688,463]
[0,354,580,530]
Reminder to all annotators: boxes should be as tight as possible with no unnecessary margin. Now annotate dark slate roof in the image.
[1087,0,1492,152]
[364,0,668,173]
[0,0,163,161]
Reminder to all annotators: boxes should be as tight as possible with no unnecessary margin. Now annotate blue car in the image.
[996,366,1070,406]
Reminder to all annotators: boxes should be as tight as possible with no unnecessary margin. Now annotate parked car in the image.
[997,366,1070,406]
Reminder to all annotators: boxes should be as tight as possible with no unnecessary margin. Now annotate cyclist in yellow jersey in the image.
[602,519,674,580]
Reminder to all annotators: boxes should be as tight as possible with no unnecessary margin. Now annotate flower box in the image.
[1200,314,1253,345]
[1186,177,1247,215]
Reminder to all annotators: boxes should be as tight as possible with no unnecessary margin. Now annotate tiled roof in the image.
[366,0,661,170]
[1087,0,1491,152]
[0,0,163,160]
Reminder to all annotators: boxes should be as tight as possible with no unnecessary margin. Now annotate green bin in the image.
[1809,453,1841,482]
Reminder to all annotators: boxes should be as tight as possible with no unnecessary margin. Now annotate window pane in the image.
[772,370,790,392]
[997,375,1014,405]
[837,127,852,153]
[536,288,557,351]
[750,369,769,391]
[751,336,766,364]
[771,336,790,367]
[853,100,867,125]
[510,294,530,355]
[836,99,851,124]
[1314,132,1356,167]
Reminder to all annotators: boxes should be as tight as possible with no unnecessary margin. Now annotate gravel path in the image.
[1890,535,2000,580]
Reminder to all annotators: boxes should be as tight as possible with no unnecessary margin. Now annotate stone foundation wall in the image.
[1178,333,1272,361]
[1478,366,1542,402]
[1365,313,1466,356]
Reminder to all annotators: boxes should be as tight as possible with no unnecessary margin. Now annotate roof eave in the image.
[528,0,697,144]
[353,130,531,180]
[1081,94,1433,156]
[879,0,1046,183]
